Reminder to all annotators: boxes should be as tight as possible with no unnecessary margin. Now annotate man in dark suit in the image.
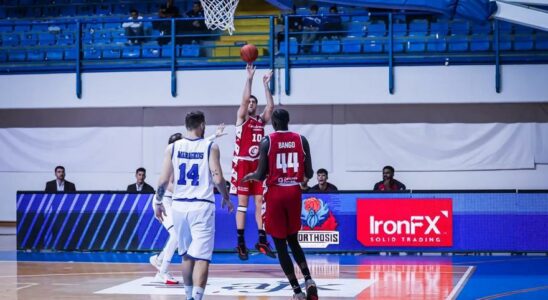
[127,167,155,193]
[45,166,76,192]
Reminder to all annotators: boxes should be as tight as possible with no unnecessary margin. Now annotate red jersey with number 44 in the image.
[267,131,305,187]
[234,116,265,160]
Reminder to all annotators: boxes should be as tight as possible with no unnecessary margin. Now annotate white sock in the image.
[160,229,178,273]
[192,286,205,300]
[157,250,165,261]
[184,285,193,300]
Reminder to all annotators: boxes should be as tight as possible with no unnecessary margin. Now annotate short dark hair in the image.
[310,4,319,11]
[272,108,290,131]
[249,95,258,103]
[329,6,338,13]
[317,168,328,176]
[185,111,205,130]
[130,8,138,14]
[136,167,146,174]
[168,132,182,144]
[55,166,65,172]
[383,165,395,173]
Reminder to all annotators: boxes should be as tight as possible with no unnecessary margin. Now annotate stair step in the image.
[233,24,270,33]
[234,18,270,27]
[212,45,267,58]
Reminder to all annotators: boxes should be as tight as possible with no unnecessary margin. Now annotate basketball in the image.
[240,44,259,63]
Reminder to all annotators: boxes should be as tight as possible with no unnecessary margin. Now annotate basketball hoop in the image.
[200,0,239,35]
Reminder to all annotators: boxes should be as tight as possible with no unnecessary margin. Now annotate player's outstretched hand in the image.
[153,202,167,222]
[246,63,256,79]
[215,123,227,138]
[222,196,234,213]
[263,70,273,86]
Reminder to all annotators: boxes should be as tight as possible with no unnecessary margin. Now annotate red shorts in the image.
[230,159,264,196]
[264,185,302,239]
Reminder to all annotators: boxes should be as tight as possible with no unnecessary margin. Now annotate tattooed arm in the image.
[208,143,233,212]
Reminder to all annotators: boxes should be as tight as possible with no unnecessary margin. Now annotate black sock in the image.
[289,277,302,294]
[258,229,267,244]
[237,229,245,246]
[273,237,302,294]
[287,233,312,281]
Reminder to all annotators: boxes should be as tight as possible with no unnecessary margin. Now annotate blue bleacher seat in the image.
[45,50,64,61]
[84,22,103,32]
[448,36,469,51]
[450,20,469,35]
[513,25,534,51]
[311,41,320,54]
[59,6,76,17]
[84,48,102,59]
[318,6,329,15]
[78,5,95,16]
[0,51,7,62]
[536,32,548,50]
[161,45,179,57]
[122,46,140,58]
[409,20,429,36]
[38,32,56,45]
[65,23,77,33]
[27,50,45,61]
[32,24,51,32]
[30,7,43,18]
[64,49,78,60]
[430,22,449,36]
[470,22,492,35]
[364,22,385,52]
[182,44,200,57]
[102,47,122,59]
[321,39,340,54]
[94,32,111,45]
[351,15,370,22]
[96,5,111,16]
[112,31,127,44]
[366,22,386,37]
[363,39,383,52]
[427,37,447,52]
[14,24,31,32]
[57,33,74,46]
[104,22,122,30]
[392,23,407,52]
[341,37,361,53]
[348,21,366,36]
[142,44,161,58]
[406,36,426,52]
[21,34,38,47]
[2,33,20,47]
[0,25,13,33]
[470,35,490,51]
[279,37,299,55]
[9,50,26,62]
[112,4,130,15]
[0,8,6,19]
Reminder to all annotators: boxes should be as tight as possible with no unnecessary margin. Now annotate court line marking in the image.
[477,285,548,300]
[16,282,39,290]
[446,266,475,300]
[452,257,547,265]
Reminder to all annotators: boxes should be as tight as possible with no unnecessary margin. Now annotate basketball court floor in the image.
[1,230,547,299]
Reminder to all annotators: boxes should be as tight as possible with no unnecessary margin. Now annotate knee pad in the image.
[237,206,248,213]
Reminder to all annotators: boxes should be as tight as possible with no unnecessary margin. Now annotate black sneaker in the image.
[236,244,249,260]
[305,279,318,300]
[255,242,277,258]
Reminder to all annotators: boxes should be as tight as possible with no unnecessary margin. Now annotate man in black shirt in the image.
[309,168,338,193]
[127,167,155,193]
[373,166,406,191]
[45,166,76,192]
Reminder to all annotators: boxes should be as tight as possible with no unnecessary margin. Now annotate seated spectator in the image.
[154,0,181,46]
[309,168,338,193]
[184,1,206,41]
[322,6,343,39]
[301,4,322,53]
[373,166,406,191]
[122,9,144,45]
[45,166,76,193]
[127,167,155,193]
[276,6,303,51]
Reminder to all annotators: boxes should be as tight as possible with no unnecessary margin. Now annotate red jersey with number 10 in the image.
[266,131,305,187]
[234,116,265,160]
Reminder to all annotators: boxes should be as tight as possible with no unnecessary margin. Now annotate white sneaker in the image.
[292,292,306,300]
[149,254,162,272]
[154,272,179,284]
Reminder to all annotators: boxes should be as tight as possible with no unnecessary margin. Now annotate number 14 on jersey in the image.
[276,152,299,173]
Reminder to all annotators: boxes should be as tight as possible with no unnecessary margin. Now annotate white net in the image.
[200,0,240,35]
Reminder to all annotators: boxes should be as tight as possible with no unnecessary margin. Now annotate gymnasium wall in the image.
[1,65,548,221]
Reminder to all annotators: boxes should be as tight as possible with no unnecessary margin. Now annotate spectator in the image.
[127,167,155,193]
[309,168,338,193]
[122,9,144,45]
[276,6,303,51]
[373,166,406,191]
[185,1,206,38]
[154,0,181,46]
[45,166,76,193]
[322,6,342,39]
[301,4,322,53]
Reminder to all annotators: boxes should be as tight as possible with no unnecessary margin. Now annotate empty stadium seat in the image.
[513,25,534,51]
[0,25,13,33]
[348,21,366,36]
[142,44,161,58]
[363,39,383,52]
[450,20,469,35]
[57,33,74,46]
[470,35,491,51]
[470,22,492,35]
[392,23,406,52]
[536,32,548,50]
[78,5,95,16]
[341,37,362,53]
[122,46,140,58]
[321,39,340,54]
[43,7,61,17]
[448,36,469,51]
[364,22,385,52]
[182,44,200,57]
[38,33,56,46]
[112,31,127,44]
[102,47,122,59]
[59,6,76,17]
[94,32,112,45]
[497,21,513,51]
[84,48,102,59]
[14,24,31,32]
[161,45,179,58]
[96,5,111,16]
[351,15,370,22]
[20,33,38,47]
[45,50,64,61]
[2,33,21,47]
[8,50,26,62]
[32,24,51,32]
[104,22,122,30]
[27,50,45,61]
[427,37,447,52]
[430,22,449,36]
[279,37,299,55]
[406,36,426,52]
[409,20,429,36]
[64,49,78,60]
[366,22,386,37]
[0,51,7,62]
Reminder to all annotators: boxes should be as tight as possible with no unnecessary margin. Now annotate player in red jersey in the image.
[243,109,318,300]
[231,64,276,260]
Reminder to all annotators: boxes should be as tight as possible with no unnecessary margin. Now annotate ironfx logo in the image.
[357,199,453,247]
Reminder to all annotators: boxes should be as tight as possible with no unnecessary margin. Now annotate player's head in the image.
[271,108,289,131]
[135,167,146,184]
[185,111,206,138]
[168,132,182,144]
[130,8,139,19]
[317,168,328,185]
[310,4,319,14]
[248,95,258,116]
[383,166,395,181]
[54,166,65,181]
[192,1,202,12]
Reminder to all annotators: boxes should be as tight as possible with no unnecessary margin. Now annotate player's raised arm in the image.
[242,137,270,182]
[260,70,274,123]
[301,136,314,180]
[237,64,256,125]
[154,144,174,221]
[209,143,234,212]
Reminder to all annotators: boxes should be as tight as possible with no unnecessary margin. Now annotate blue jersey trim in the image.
[207,141,213,161]
[184,253,211,262]
[170,144,175,160]
[184,137,204,141]
[173,198,214,204]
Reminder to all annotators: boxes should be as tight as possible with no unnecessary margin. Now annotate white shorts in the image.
[171,200,215,261]
[151,195,174,231]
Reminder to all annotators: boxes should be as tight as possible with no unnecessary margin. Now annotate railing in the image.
[1,13,548,97]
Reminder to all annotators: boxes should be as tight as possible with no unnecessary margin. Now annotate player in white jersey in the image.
[154,111,233,300]
[150,125,227,285]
